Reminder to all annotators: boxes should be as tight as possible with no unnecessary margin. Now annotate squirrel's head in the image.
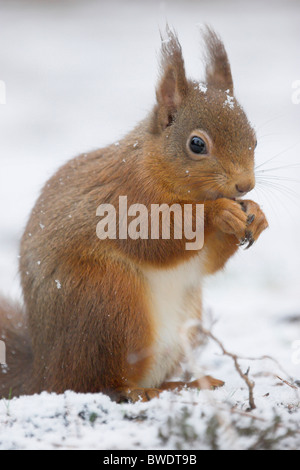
[147,26,256,202]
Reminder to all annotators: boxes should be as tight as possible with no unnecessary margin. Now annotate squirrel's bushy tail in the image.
[0,298,33,398]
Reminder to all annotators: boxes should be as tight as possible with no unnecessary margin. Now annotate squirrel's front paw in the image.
[207,198,268,248]
[208,198,249,241]
[237,200,269,249]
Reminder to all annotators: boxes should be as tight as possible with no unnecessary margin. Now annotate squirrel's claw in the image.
[247,214,255,226]
[245,237,255,250]
[239,237,247,247]
[239,230,254,249]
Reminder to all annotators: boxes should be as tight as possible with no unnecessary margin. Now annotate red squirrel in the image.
[0,27,268,402]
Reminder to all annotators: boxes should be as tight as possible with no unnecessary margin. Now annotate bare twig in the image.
[276,376,298,390]
[235,355,293,383]
[198,325,256,410]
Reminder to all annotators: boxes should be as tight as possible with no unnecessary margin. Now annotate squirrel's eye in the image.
[189,136,207,155]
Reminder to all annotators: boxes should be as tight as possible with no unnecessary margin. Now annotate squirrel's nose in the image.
[235,180,255,195]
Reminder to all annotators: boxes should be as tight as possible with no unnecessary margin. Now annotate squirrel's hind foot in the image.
[114,387,162,403]
[161,376,225,391]
[113,376,224,403]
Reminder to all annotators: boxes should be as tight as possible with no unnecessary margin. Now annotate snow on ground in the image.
[0,0,300,450]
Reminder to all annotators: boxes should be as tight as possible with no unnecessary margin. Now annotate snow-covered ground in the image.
[0,0,299,450]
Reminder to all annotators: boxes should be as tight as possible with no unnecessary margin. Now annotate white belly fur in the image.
[139,253,205,388]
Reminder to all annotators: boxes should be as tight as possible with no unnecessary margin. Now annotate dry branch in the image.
[198,325,256,410]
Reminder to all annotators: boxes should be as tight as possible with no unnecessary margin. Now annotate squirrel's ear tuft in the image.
[155,26,189,130]
[203,26,234,94]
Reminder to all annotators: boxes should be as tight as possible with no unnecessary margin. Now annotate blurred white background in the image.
[0,0,299,374]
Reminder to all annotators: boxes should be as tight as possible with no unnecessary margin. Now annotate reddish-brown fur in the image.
[0,27,268,402]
